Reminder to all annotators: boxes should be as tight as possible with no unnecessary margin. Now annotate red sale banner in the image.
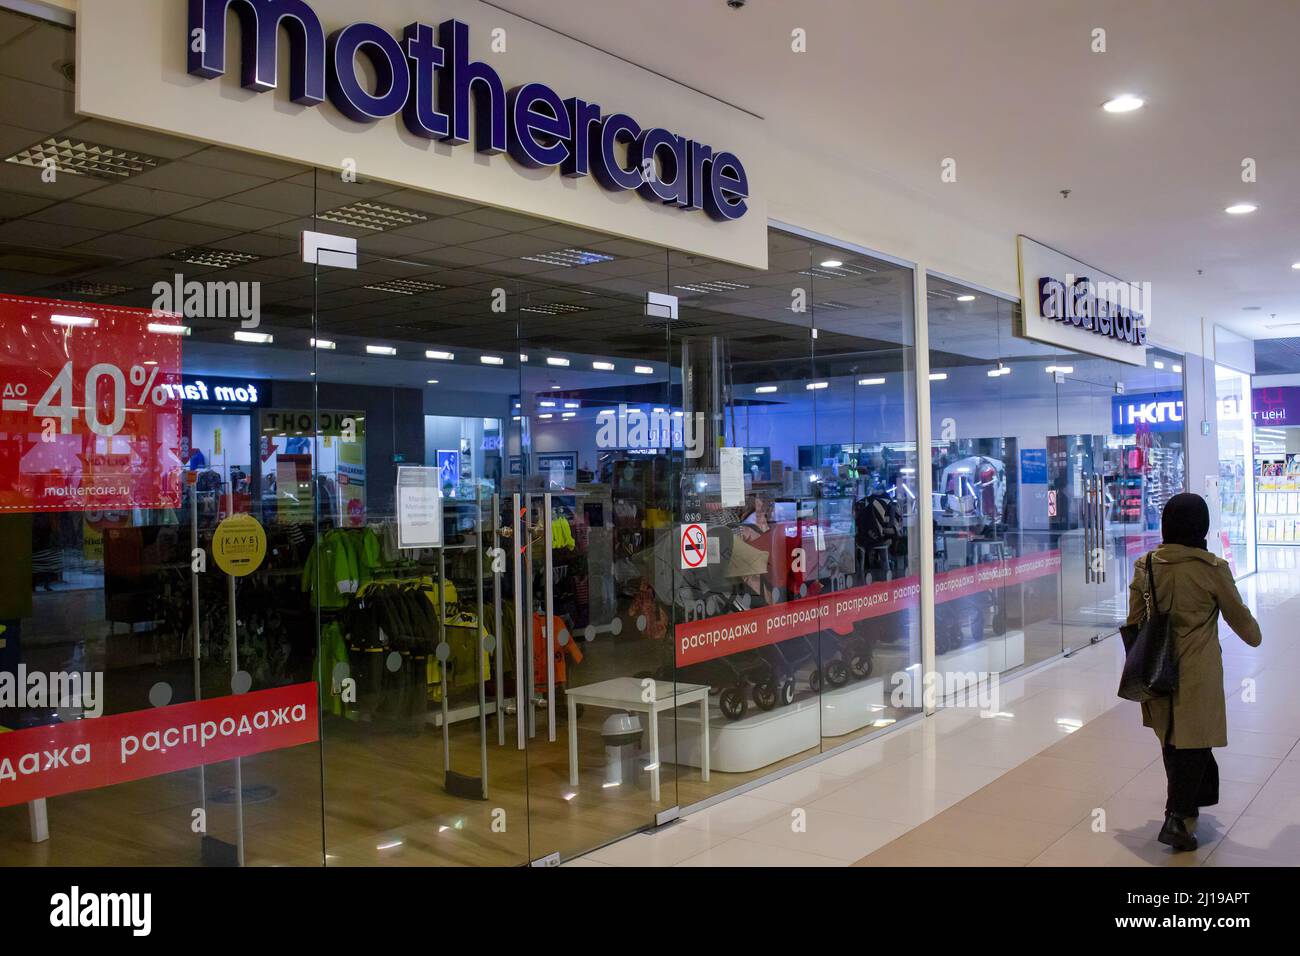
[0,294,183,513]
[675,551,1062,665]
[0,682,319,808]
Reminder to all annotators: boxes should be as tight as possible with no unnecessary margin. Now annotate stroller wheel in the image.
[825,660,849,688]
[719,687,747,721]
[752,681,778,711]
[808,668,822,694]
[850,649,873,680]
[780,680,796,706]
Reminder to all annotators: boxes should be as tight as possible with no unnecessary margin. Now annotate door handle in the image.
[512,492,526,749]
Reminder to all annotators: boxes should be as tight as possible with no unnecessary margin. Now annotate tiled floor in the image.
[573,559,1300,867]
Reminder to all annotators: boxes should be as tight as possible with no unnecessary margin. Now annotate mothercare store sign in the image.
[76,0,767,270]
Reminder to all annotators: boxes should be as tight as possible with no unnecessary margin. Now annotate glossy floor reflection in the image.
[571,561,1300,867]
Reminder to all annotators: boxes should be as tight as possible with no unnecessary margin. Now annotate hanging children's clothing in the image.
[531,613,582,691]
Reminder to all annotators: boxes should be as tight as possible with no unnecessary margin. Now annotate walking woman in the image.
[1125,493,1261,851]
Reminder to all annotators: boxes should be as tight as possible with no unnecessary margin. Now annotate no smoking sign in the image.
[680,523,708,570]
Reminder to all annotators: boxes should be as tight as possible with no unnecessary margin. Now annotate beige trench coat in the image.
[1125,544,1261,749]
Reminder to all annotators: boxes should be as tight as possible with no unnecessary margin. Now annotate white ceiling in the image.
[492,0,1300,342]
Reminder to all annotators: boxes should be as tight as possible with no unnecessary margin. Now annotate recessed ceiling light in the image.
[593,361,615,371]
[755,386,778,394]
[546,356,571,367]
[1225,203,1256,215]
[168,246,261,269]
[634,365,654,375]
[520,302,590,315]
[364,278,446,295]
[858,378,885,386]
[521,248,615,267]
[956,294,976,302]
[562,412,576,418]
[819,259,844,269]
[426,379,439,385]
[801,262,876,279]
[319,201,428,231]
[806,381,829,390]
[425,350,455,360]
[480,355,505,365]
[366,344,397,356]
[1102,94,1144,113]
[1172,365,1182,373]
[234,331,273,344]
[147,322,190,336]
[539,401,556,408]
[538,413,553,420]
[673,280,751,294]
[47,280,132,297]
[1154,360,1165,369]
[1291,262,1300,270]
[1045,365,1074,374]
[520,353,529,362]
[929,372,948,381]
[4,136,163,180]
[310,338,336,350]
[564,402,580,409]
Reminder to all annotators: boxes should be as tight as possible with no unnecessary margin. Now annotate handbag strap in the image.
[1146,552,1159,609]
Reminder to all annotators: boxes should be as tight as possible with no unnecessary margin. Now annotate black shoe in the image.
[1157,813,1198,852]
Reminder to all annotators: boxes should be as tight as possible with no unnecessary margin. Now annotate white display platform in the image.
[937,630,1025,674]
[660,676,887,774]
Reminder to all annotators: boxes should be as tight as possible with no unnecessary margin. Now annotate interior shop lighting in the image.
[562,412,576,418]
[652,407,665,413]
[634,365,654,375]
[928,372,948,381]
[673,411,683,417]
[593,361,616,371]
[1102,94,1144,113]
[564,402,580,409]
[755,385,778,393]
[987,366,1010,378]
[234,331,273,344]
[310,338,336,350]
[1292,262,1300,270]
[147,322,190,335]
[598,409,615,417]
[1173,364,1182,373]
[376,840,404,851]
[366,345,397,356]
[546,356,571,367]
[50,314,97,328]
[1225,203,1257,215]
[519,353,529,362]
[819,258,844,269]
[1154,360,1165,369]
[426,379,439,385]
[480,355,505,365]
[806,381,829,390]
[1045,365,1073,374]
[539,401,557,407]
[538,413,553,420]
[956,294,976,302]
[857,377,885,386]
[425,350,455,361]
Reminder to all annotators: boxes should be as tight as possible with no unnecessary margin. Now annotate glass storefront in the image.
[926,277,1188,680]
[1215,365,1256,576]
[0,9,1188,866]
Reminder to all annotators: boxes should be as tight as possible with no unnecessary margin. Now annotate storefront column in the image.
[912,266,937,715]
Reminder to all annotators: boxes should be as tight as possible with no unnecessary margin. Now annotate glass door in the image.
[1052,370,1133,651]
[512,277,679,863]
[312,241,529,867]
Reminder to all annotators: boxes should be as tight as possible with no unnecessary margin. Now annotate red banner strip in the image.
[0,682,318,808]
[675,550,1062,666]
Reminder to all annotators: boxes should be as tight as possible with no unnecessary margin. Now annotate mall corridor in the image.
[571,551,1300,867]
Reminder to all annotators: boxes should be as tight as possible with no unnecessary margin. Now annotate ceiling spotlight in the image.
[928,372,948,381]
[480,355,505,365]
[426,350,454,361]
[857,378,885,386]
[1291,262,1300,270]
[366,344,396,356]
[1102,94,1144,113]
[956,294,976,302]
[1225,203,1256,215]
[755,386,778,394]
[819,259,843,269]
[234,331,273,344]
[593,361,615,371]
[634,365,654,375]
[311,338,336,350]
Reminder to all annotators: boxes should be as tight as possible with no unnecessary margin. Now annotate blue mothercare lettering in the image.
[187,0,748,221]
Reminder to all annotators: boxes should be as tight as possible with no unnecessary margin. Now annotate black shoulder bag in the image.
[1117,553,1179,702]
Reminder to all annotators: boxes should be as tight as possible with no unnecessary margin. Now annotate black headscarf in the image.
[1161,493,1210,550]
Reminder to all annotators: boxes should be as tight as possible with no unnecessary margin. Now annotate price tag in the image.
[0,295,183,513]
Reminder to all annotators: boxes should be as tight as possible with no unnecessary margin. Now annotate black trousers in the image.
[1162,745,1219,818]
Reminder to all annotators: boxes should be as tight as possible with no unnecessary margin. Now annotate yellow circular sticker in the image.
[212,513,267,577]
